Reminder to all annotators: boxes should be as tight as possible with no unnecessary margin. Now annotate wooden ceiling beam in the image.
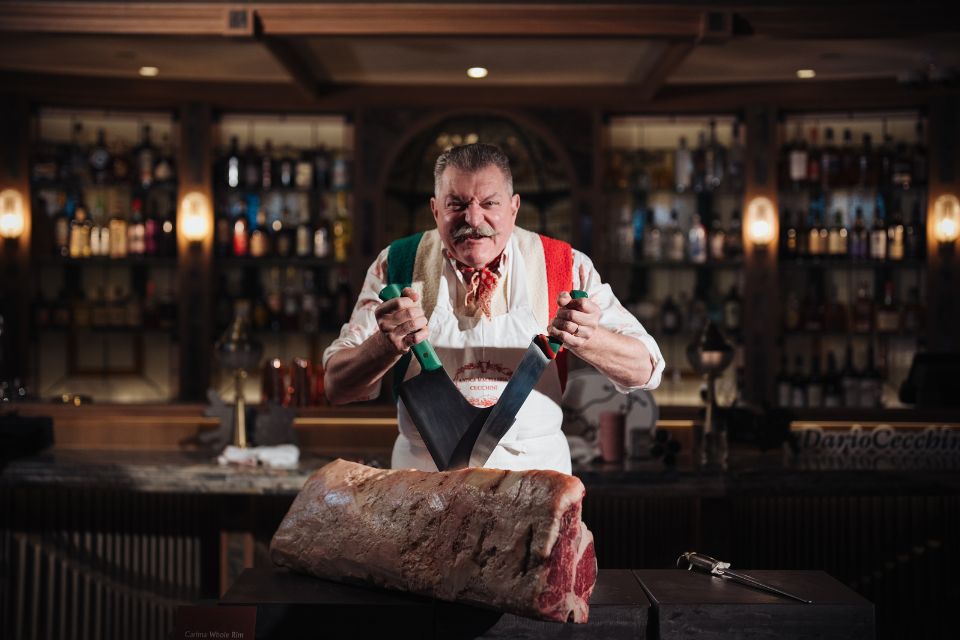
[628,42,696,101]
[0,2,706,38]
[738,6,955,39]
[257,34,330,101]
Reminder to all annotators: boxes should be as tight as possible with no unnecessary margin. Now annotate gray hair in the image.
[433,143,513,197]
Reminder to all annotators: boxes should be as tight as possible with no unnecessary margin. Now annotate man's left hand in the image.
[549,291,601,350]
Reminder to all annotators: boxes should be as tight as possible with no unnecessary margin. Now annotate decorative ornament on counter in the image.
[201,389,298,453]
[254,402,298,447]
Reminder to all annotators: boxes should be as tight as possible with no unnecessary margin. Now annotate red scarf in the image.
[456,252,503,319]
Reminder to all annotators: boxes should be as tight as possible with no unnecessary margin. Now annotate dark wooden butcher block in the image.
[220,568,650,640]
[634,569,874,640]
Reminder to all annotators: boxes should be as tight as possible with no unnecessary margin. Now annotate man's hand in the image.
[375,287,430,354]
[548,291,602,350]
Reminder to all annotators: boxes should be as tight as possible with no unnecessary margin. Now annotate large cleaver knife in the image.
[379,285,491,471]
[467,290,588,468]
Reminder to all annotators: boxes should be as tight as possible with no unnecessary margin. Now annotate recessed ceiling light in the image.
[139,66,159,77]
[796,69,816,79]
[467,67,488,79]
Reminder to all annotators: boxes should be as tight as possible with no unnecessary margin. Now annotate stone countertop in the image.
[3,447,959,497]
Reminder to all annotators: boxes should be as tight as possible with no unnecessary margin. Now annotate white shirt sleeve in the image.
[321,247,391,400]
[571,249,665,392]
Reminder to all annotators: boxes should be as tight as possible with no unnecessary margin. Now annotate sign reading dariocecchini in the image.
[791,424,960,470]
[795,425,960,455]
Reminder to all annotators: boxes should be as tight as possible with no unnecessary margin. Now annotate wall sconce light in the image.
[933,194,959,246]
[181,191,210,243]
[0,189,26,239]
[745,196,776,249]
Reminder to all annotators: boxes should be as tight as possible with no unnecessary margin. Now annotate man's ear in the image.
[430,197,440,224]
[510,193,520,218]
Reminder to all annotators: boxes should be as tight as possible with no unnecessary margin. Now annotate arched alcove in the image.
[377,111,579,247]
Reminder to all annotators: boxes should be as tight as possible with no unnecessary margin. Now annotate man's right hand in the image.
[375,287,430,354]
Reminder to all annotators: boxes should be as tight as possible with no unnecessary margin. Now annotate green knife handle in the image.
[378,285,442,372]
[547,289,589,354]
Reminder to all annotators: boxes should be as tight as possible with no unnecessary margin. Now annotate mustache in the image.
[452,223,497,242]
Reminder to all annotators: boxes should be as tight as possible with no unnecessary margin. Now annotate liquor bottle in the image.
[781,208,797,257]
[807,354,824,408]
[688,213,707,263]
[727,120,745,193]
[801,287,824,332]
[790,355,807,408]
[89,195,108,257]
[333,267,354,325]
[692,131,707,193]
[69,205,92,258]
[313,216,331,259]
[643,209,662,261]
[213,208,231,257]
[313,146,330,192]
[631,204,646,261]
[820,127,840,190]
[616,203,634,261]
[783,290,801,332]
[870,196,888,260]
[674,136,693,193]
[295,206,313,258]
[725,208,743,258]
[840,128,856,187]
[331,151,350,191]
[709,216,726,260]
[278,145,295,188]
[686,291,708,335]
[332,192,352,263]
[887,207,905,260]
[159,207,176,257]
[904,202,923,259]
[112,139,131,183]
[901,286,925,333]
[153,133,175,184]
[776,354,791,407]
[823,352,843,408]
[66,121,88,182]
[295,149,314,190]
[659,295,682,336]
[878,134,895,188]
[274,208,293,258]
[134,124,156,189]
[54,195,71,257]
[232,207,249,257]
[849,207,868,260]
[244,142,261,190]
[860,345,883,408]
[259,140,274,190]
[705,119,725,190]
[301,269,320,333]
[852,282,874,333]
[127,198,146,255]
[857,133,877,187]
[88,129,112,185]
[109,208,128,258]
[225,136,241,189]
[143,203,159,256]
[827,209,848,258]
[722,285,742,338]
[822,285,848,332]
[807,208,824,257]
[787,123,808,188]
[665,209,685,262]
[795,205,809,256]
[912,120,928,187]
[875,281,901,333]
[840,343,859,407]
[892,142,912,190]
[250,206,270,258]
[806,126,821,187]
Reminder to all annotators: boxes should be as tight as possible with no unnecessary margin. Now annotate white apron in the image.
[391,240,571,474]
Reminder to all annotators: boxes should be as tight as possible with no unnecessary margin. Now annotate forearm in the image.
[568,328,654,390]
[324,332,404,404]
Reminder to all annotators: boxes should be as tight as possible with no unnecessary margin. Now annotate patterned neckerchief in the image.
[454,252,504,319]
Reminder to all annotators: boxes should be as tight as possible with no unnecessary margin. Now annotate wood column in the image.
[742,105,780,406]
[926,96,960,353]
[0,96,32,385]
[177,102,214,400]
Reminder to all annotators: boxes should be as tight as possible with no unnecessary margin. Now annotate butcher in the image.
[323,142,664,474]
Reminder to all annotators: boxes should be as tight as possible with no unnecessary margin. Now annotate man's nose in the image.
[463,201,485,226]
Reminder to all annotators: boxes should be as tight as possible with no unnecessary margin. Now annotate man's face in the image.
[430,164,520,268]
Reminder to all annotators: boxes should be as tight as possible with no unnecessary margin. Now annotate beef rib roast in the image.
[270,459,597,623]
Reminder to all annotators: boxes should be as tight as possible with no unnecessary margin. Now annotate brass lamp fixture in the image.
[215,316,263,448]
[0,189,26,239]
[686,321,735,469]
